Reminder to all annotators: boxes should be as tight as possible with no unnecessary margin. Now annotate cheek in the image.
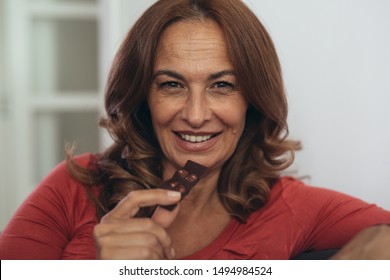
[225,100,248,130]
[148,98,163,133]
[148,98,177,132]
[150,109,167,136]
[235,112,247,137]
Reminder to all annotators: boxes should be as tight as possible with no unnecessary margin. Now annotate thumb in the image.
[152,205,180,228]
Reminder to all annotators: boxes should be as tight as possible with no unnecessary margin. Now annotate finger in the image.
[95,218,158,236]
[99,245,162,260]
[108,189,181,220]
[152,204,180,229]
[94,219,175,259]
[98,231,164,254]
[94,218,172,247]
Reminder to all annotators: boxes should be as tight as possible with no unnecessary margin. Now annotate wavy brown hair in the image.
[67,0,301,222]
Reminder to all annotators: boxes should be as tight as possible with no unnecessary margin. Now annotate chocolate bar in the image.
[158,160,207,210]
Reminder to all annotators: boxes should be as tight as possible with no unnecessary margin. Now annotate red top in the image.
[1,153,389,260]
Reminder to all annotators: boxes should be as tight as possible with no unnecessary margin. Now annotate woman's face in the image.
[148,20,248,175]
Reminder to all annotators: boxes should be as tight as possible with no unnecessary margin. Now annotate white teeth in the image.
[179,133,213,143]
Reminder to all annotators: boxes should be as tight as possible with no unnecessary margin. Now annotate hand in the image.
[93,189,181,260]
[331,224,390,260]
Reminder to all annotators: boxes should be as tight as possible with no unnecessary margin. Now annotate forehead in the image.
[155,20,230,64]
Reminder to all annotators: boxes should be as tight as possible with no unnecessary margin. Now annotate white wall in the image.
[245,0,390,208]
[99,0,157,149]
[0,0,11,230]
[109,0,390,209]
[100,0,156,89]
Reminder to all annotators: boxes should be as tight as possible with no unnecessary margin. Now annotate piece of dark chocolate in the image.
[158,160,207,210]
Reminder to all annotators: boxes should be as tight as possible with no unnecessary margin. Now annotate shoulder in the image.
[51,152,97,175]
[251,176,390,225]
[269,176,360,206]
[246,176,365,223]
[265,176,313,207]
[44,153,97,185]
[31,153,99,206]
[0,153,99,259]
[73,152,98,167]
[27,152,100,228]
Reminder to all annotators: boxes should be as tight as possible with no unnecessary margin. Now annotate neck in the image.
[166,174,231,259]
[181,169,222,210]
[163,167,232,259]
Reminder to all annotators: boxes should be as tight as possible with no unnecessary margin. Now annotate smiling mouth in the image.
[176,132,219,143]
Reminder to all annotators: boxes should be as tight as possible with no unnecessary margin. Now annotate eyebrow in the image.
[152,70,236,81]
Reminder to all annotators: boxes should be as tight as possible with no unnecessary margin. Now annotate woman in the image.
[0,0,389,260]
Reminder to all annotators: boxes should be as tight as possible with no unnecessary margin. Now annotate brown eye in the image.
[160,81,181,88]
[214,81,234,88]
[208,81,236,96]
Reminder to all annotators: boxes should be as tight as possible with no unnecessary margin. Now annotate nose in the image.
[181,88,211,128]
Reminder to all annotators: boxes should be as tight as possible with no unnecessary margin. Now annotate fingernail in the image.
[167,191,181,199]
